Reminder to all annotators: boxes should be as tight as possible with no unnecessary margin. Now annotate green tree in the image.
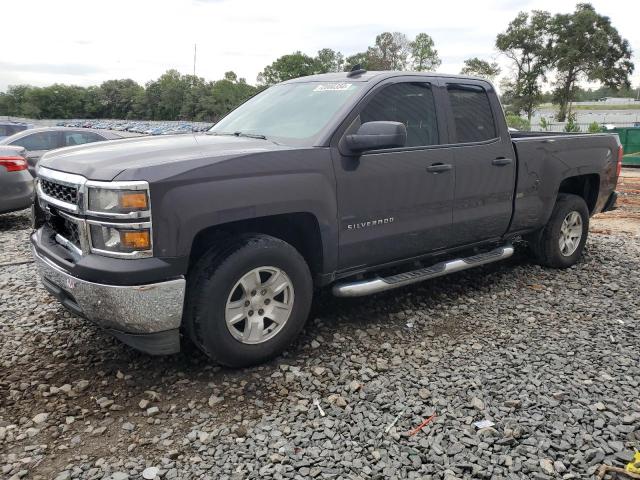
[564,113,581,132]
[460,57,501,81]
[98,79,144,119]
[224,71,238,82]
[345,32,411,71]
[195,74,257,122]
[142,70,193,120]
[539,117,550,131]
[42,84,88,118]
[549,3,634,121]
[0,93,8,116]
[410,33,441,71]
[344,48,386,71]
[178,75,209,120]
[83,86,104,118]
[2,85,34,117]
[496,10,552,121]
[505,114,531,131]
[257,51,319,85]
[587,121,603,133]
[375,32,410,70]
[315,48,344,73]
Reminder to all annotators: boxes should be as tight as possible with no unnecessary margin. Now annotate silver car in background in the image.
[0,145,33,214]
[0,127,129,175]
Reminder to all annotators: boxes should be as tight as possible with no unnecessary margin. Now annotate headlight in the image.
[88,186,149,216]
[89,222,152,257]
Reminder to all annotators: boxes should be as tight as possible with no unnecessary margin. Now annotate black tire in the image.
[184,234,313,367]
[529,193,589,268]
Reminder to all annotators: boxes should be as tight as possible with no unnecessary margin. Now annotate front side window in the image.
[209,82,362,145]
[10,131,59,150]
[360,82,439,147]
[447,84,497,143]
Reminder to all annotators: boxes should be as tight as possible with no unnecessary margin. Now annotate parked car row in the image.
[1,119,213,216]
[56,120,212,135]
[0,127,128,175]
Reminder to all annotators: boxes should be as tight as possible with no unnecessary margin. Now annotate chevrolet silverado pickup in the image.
[31,70,621,367]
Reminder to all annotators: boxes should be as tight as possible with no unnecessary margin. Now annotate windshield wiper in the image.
[232,131,267,140]
[207,131,267,140]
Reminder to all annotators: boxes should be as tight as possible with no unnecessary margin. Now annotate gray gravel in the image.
[1,207,639,480]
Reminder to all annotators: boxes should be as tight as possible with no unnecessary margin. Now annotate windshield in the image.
[209,82,362,145]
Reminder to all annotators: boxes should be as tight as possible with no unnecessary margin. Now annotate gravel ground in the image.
[1,171,639,480]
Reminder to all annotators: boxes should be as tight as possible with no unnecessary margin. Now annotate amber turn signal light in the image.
[119,191,148,209]
[120,230,151,249]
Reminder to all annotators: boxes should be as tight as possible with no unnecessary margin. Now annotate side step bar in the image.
[332,244,514,298]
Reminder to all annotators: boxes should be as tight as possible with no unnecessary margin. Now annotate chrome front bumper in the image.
[32,246,185,353]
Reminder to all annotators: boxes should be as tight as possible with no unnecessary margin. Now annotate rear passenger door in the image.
[445,82,515,246]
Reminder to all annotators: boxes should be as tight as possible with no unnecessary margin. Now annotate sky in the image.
[2,0,639,92]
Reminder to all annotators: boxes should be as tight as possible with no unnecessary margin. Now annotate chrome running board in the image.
[332,244,514,297]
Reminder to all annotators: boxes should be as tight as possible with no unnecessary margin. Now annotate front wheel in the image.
[528,193,590,268]
[185,234,313,367]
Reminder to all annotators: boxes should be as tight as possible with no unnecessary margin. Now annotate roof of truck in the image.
[283,71,487,84]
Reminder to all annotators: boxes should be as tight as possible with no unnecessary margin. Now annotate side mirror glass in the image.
[345,121,407,153]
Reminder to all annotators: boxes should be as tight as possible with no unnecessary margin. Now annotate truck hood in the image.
[38,133,291,181]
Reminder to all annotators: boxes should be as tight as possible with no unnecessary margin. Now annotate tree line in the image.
[0,3,634,123]
[0,71,258,122]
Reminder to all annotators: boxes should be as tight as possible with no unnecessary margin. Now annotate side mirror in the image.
[345,121,407,153]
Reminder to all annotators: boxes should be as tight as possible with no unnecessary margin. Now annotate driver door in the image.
[332,79,455,270]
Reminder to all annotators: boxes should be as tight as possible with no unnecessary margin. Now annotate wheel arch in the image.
[557,173,600,214]
[189,212,326,284]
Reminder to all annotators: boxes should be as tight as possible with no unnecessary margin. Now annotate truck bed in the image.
[508,131,620,235]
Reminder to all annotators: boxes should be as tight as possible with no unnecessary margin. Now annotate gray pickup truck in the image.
[31,70,621,367]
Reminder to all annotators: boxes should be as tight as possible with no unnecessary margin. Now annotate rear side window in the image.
[0,124,26,137]
[447,84,497,143]
[64,131,104,146]
[360,82,439,147]
[10,132,59,151]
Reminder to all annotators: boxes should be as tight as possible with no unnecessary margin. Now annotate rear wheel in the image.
[529,193,589,268]
[185,234,312,367]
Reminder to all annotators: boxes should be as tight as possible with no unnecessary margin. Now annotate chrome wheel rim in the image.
[559,211,583,256]
[225,266,294,344]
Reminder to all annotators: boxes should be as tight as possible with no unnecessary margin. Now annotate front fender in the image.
[150,149,338,272]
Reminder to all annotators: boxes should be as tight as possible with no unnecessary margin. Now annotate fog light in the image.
[121,230,150,249]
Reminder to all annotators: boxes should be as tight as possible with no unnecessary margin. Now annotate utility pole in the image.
[193,44,197,78]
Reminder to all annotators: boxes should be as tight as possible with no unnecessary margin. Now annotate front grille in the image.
[46,214,81,248]
[40,179,78,204]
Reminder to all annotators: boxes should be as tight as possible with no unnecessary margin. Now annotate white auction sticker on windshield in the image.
[314,83,352,92]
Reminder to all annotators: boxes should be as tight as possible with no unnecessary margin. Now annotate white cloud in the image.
[1,0,638,90]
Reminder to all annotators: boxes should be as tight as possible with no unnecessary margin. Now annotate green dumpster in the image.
[613,128,640,166]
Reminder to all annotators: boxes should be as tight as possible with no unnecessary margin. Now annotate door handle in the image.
[492,157,513,166]
[426,163,452,173]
